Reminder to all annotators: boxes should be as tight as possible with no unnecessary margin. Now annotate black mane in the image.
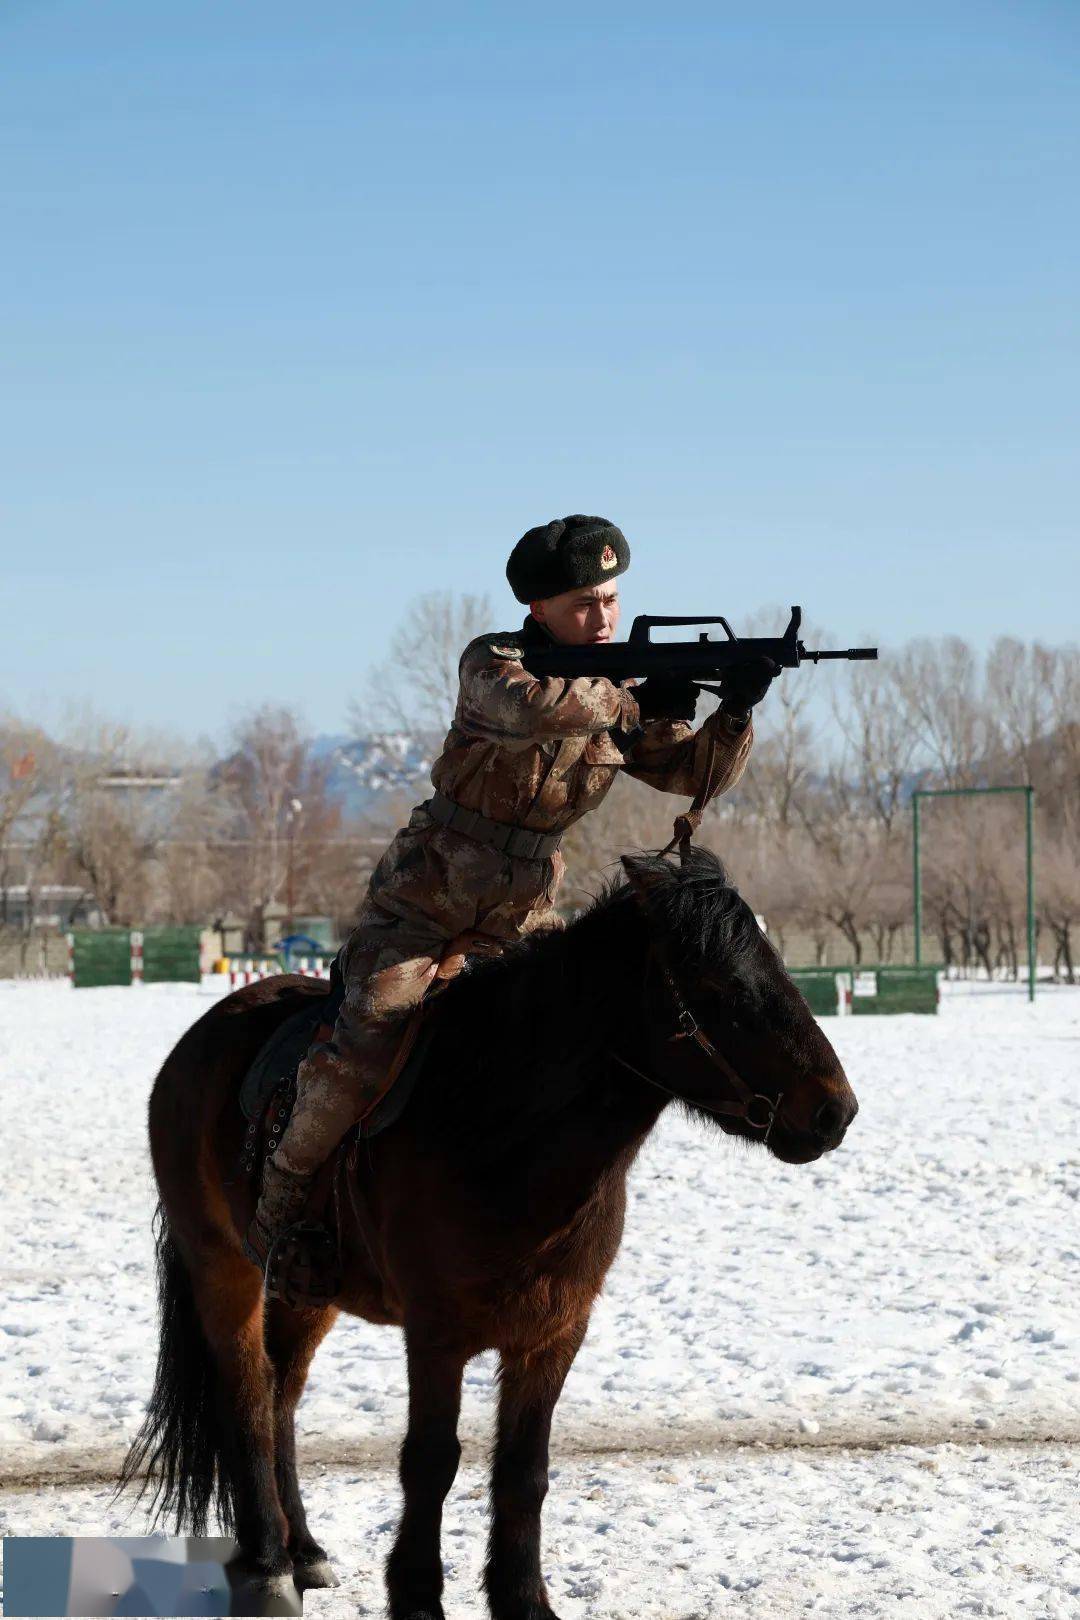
[421,847,765,1148]
[448,844,761,1009]
[608,846,763,975]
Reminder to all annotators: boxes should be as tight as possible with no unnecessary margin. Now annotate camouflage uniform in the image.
[273,615,754,1177]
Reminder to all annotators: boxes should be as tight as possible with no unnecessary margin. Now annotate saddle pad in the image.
[239,984,438,1140]
[359,1015,439,1138]
[240,990,342,1121]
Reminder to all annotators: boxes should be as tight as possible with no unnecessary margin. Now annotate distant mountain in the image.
[312,732,435,817]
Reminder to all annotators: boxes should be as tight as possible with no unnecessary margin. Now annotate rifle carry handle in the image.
[627,614,741,646]
[627,605,803,649]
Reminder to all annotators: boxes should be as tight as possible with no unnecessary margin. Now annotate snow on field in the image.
[1,977,1079,1617]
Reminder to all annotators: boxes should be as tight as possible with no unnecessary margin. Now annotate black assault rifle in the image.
[524,605,877,697]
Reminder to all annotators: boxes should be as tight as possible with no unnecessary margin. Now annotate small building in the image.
[290,915,337,952]
[0,886,104,930]
[253,900,289,953]
[210,913,248,957]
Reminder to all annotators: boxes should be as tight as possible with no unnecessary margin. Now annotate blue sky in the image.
[3,0,1078,737]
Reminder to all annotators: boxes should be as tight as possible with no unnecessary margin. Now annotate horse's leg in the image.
[385,1335,467,1620]
[190,1246,294,1591]
[485,1323,588,1620]
[264,1300,339,1588]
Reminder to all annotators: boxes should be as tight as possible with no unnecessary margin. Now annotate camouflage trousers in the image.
[274,804,563,1178]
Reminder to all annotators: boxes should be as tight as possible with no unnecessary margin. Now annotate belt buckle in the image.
[453,807,481,839]
[490,821,513,853]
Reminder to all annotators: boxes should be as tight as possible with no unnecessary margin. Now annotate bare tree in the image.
[216,707,343,922]
[832,656,919,837]
[1039,809,1080,983]
[151,765,234,926]
[891,637,987,788]
[984,638,1057,790]
[8,612,1078,978]
[729,609,830,833]
[1037,645,1080,830]
[349,591,494,740]
[0,717,57,924]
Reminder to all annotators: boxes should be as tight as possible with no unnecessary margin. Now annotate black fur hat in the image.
[506,515,630,605]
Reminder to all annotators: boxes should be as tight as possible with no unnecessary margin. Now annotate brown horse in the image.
[121,850,857,1620]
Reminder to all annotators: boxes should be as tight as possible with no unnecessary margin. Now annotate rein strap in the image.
[662,726,725,865]
[614,945,782,1140]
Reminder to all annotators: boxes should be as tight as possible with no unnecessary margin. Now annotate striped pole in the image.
[228,957,281,987]
[130,930,144,984]
[297,957,330,978]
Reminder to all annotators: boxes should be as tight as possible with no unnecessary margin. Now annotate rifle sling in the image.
[662,724,726,865]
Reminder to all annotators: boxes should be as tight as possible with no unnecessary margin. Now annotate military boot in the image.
[244,1157,341,1309]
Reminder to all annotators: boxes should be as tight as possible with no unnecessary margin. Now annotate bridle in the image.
[613,946,784,1143]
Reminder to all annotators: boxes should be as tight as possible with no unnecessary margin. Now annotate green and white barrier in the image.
[789,964,940,1016]
[67,926,202,987]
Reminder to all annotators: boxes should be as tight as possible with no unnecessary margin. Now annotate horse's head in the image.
[620,851,857,1164]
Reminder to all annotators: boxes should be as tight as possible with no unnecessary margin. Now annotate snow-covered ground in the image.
[1,978,1078,1617]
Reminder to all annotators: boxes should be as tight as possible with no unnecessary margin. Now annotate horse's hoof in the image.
[293,1556,339,1590]
[227,1567,303,1616]
[491,1607,561,1620]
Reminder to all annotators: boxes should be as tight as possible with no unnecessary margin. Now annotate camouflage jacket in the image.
[429,615,754,835]
[341,615,755,1012]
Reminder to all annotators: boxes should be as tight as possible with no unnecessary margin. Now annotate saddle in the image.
[238,982,439,1173]
[240,925,504,1129]
[234,935,503,1306]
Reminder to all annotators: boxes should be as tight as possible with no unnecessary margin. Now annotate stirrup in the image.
[265,1219,341,1309]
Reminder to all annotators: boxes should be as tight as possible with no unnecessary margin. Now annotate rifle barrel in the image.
[807,648,878,662]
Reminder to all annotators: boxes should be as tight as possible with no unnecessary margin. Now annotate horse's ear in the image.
[620,854,669,908]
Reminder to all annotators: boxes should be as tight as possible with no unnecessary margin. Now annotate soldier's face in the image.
[531,582,621,646]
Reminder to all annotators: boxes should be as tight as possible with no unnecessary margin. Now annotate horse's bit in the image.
[613,948,783,1143]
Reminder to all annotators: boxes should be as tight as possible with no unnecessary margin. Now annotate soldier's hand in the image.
[719,656,780,719]
[633,677,700,724]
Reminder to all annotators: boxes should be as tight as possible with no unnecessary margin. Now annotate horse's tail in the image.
[116,1204,234,1534]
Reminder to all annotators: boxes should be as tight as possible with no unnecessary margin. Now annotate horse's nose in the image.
[813,1094,857,1146]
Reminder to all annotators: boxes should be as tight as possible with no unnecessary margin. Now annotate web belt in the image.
[426,789,562,862]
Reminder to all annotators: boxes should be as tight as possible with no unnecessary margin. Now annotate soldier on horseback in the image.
[245,515,776,1301]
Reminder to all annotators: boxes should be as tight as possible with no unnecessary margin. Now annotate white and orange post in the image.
[228,957,281,988]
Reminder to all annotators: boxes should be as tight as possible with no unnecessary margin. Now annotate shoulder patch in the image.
[483,634,524,660]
